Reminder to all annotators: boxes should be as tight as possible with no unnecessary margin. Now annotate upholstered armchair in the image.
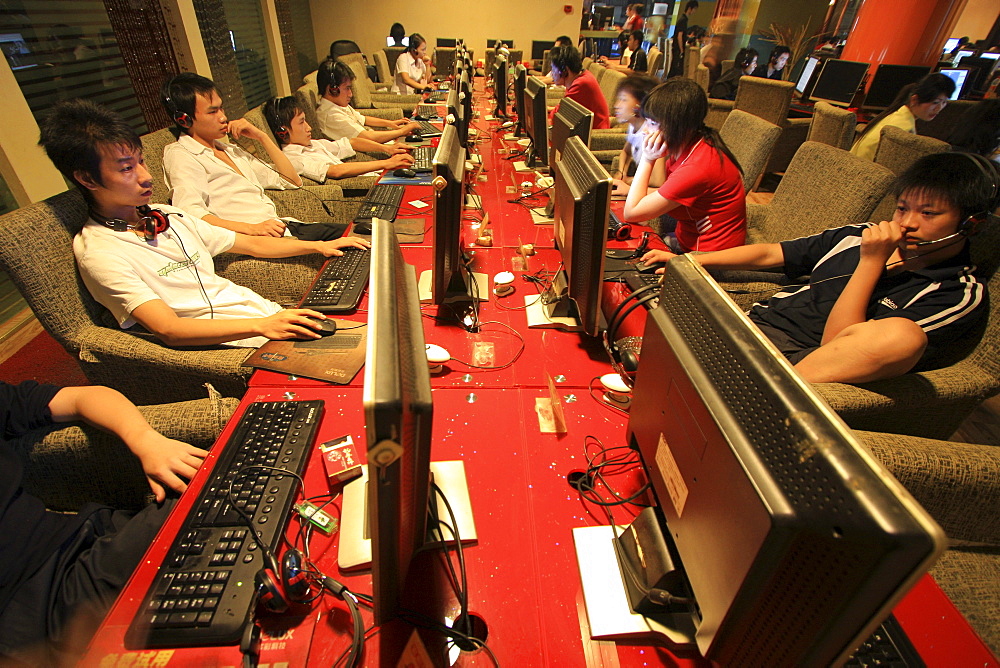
[868,126,950,222]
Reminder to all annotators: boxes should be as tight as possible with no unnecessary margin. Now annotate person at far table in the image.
[549,45,610,129]
[641,152,997,385]
[621,3,645,32]
[623,78,745,253]
[752,45,790,80]
[265,96,413,182]
[529,35,573,84]
[668,0,699,77]
[601,30,648,75]
[39,99,369,348]
[0,380,209,665]
[316,58,421,145]
[394,32,433,94]
[851,73,955,162]
[709,47,758,100]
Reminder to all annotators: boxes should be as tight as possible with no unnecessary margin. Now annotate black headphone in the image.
[959,151,1000,233]
[161,85,192,129]
[256,548,311,613]
[90,205,170,241]
[264,98,290,143]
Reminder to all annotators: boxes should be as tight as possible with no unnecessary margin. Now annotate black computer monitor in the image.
[794,55,823,98]
[937,66,972,100]
[594,255,946,664]
[943,37,960,54]
[548,135,612,336]
[363,219,434,624]
[957,55,994,93]
[862,64,931,111]
[435,47,456,81]
[437,37,457,48]
[550,96,593,167]
[809,58,870,107]
[524,75,549,168]
[493,55,508,118]
[954,47,975,62]
[532,40,556,61]
[460,69,472,123]
[424,124,484,304]
[513,63,528,136]
[592,5,615,29]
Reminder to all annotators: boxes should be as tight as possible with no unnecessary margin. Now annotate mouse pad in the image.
[243,319,367,384]
[604,254,642,281]
[394,218,426,243]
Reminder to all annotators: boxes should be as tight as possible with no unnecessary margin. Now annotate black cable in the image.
[172,225,215,319]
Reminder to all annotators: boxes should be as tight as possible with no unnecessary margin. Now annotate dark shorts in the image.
[0,500,174,665]
[749,318,818,365]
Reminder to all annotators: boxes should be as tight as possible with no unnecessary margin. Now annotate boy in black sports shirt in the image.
[641,152,998,384]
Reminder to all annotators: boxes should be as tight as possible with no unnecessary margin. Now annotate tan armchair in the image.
[0,189,328,404]
[340,54,420,114]
[807,101,857,150]
[373,50,393,85]
[17,390,238,512]
[705,76,795,130]
[384,47,406,75]
[694,64,710,93]
[718,110,783,192]
[683,44,700,79]
[869,126,950,222]
[646,47,664,77]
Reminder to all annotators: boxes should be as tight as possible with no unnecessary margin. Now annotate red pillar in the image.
[840,0,968,67]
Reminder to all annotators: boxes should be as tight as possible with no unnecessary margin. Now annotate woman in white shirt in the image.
[394,33,433,94]
[611,75,664,198]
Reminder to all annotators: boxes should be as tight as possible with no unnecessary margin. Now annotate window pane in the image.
[222,0,276,109]
[0,1,148,134]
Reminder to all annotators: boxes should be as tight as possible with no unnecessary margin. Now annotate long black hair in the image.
[640,77,742,174]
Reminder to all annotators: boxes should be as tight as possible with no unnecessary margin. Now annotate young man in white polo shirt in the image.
[316,58,420,144]
[265,96,414,182]
[39,99,369,348]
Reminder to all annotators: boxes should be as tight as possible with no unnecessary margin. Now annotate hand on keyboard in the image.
[130,434,208,502]
[260,308,329,340]
[390,143,413,155]
[388,153,415,169]
[390,118,412,129]
[315,237,371,257]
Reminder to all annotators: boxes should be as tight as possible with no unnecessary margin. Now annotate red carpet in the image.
[0,328,90,386]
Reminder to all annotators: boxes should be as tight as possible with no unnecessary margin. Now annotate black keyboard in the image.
[416,104,439,117]
[353,183,404,224]
[299,247,371,313]
[125,400,324,649]
[412,145,435,173]
[846,615,924,667]
[416,120,443,136]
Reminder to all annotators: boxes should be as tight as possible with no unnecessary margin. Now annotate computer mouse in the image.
[405,134,424,143]
[635,261,665,274]
[413,114,429,121]
[304,316,337,336]
[393,168,417,178]
[352,220,372,235]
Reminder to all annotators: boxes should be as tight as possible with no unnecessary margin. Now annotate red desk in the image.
[81,79,999,668]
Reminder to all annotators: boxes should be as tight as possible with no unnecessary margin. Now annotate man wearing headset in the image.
[549,45,610,129]
[39,99,369,348]
[640,152,996,384]
[315,58,420,144]
[709,47,758,100]
[0,380,213,663]
[159,73,304,239]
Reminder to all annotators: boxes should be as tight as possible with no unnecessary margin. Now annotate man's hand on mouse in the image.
[258,309,328,340]
[639,249,676,274]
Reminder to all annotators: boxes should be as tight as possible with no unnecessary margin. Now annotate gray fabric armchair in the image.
[718,110,782,193]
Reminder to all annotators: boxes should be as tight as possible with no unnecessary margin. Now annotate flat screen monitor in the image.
[513,63,528,136]
[385,35,409,47]
[613,255,946,664]
[426,124,481,304]
[943,37,960,53]
[363,219,434,624]
[550,96,593,167]
[460,69,472,123]
[524,75,549,168]
[809,58,869,107]
[938,67,972,99]
[435,47,456,80]
[532,40,555,61]
[794,55,821,96]
[862,64,931,111]
[592,5,615,29]
[551,135,612,336]
[493,55,508,118]
[955,48,975,62]
[437,37,457,48]
[957,55,993,92]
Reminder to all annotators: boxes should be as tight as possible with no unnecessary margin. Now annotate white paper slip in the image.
[408,200,429,209]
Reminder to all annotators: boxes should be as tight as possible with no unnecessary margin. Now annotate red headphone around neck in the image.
[90,205,171,241]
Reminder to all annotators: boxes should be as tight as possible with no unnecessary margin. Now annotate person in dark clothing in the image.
[668,0,699,77]
[709,47,758,100]
[752,45,790,80]
[603,30,648,74]
[0,381,208,664]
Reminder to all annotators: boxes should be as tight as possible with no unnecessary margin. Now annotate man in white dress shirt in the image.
[315,59,420,144]
[160,73,345,241]
[264,96,413,182]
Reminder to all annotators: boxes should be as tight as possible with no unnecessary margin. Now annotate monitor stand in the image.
[417,267,490,303]
[573,524,698,649]
[338,460,477,570]
[524,271,585,331]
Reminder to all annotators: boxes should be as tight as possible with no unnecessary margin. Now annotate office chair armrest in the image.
[215,253,325,305]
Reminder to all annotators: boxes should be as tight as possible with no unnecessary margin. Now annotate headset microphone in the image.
[913,230,966,246]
